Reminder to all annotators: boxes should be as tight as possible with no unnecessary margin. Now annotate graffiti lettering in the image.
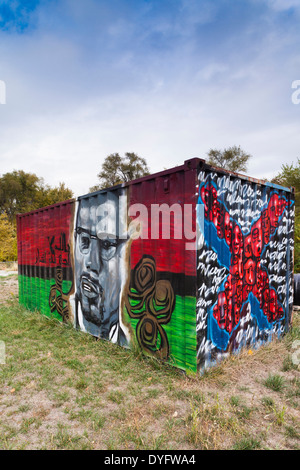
[49,267,73,321]
[196,170,294,370]
[199,182,289,333]
[35,232,71,266]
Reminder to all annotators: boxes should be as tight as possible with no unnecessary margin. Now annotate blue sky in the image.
[0,0,300,196]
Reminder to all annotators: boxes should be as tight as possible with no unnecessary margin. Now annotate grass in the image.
[263,374,286,392]
[233,436,262,450]
[0,284,299,450]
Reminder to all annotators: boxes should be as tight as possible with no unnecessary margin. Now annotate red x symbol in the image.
[200,185,287,334]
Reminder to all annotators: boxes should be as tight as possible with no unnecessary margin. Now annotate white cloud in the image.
[0,0,300,199]
[267,0,300,11]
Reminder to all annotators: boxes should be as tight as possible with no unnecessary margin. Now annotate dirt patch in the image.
[0,276,299,450]
[0,275,18,304]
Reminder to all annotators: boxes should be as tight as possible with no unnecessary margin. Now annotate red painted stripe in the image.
[129,168,197,276]
[17,202,74,268]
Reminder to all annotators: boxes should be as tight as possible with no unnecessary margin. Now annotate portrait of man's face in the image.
[269,289,277,316]
[244,234,252,258]
[232,224,243,256]
[224,277,233,298]
[255,263,262,290]
[213,292,228,329]
[224,211,232,247]
[244,258,256,286]
[268,193,280,232]
[215,204,225,238]
[201,184,218,220]
[251,218,263,258]
[261,209,271,245]
[74,191,129,343]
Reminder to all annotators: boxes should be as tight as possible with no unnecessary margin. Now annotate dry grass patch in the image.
[0,277,299,450]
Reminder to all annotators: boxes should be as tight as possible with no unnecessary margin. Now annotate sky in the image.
[0,0,300,197]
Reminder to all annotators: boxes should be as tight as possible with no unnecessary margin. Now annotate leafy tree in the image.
[272,158,300,211]
[0,213,17,261]
[49,182,73,203]
[0,170,40,222]
[0,170,73,224]
[38,181,74,209]
[0,171,73,261]
[207,145,252,173]
[90,152,150,191]
[294,219,300,273]
[272,158,300,271]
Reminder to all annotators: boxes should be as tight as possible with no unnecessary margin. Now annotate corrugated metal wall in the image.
[196,162,295,371]
[17,200,75,320]
[16,159,295,374]
[125,160,198,372]
[17,160,199,374]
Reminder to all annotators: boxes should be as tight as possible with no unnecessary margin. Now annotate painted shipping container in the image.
[16,158,295,373]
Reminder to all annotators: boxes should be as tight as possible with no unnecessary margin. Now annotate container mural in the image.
[73,189,130,345]
[196,166,295,371]
[16,159,295,374]
[17,200,75,322]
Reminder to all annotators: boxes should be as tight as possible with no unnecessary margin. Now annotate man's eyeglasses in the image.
[76,228,120,261]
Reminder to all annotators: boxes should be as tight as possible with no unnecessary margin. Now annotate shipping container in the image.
[16,158,295,373]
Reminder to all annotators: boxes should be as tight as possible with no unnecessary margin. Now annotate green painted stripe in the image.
[19,275,197,373]
[18,275,72,321]
[124,294,197,374]
[165,296,197,373]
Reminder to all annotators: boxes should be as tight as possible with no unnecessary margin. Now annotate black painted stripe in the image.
[18,264,73,282]
[18,265,197,297]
